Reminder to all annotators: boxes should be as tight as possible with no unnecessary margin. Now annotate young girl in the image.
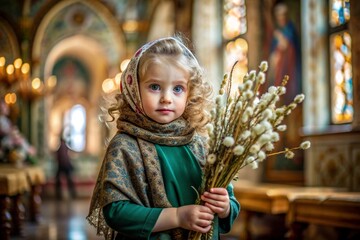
[87,36,240,240]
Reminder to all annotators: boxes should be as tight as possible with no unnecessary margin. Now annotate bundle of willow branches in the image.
[188,61,310,240]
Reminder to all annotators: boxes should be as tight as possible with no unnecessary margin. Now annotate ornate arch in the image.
[32,0,125,77]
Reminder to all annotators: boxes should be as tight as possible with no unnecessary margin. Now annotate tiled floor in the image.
[13,197,102,240]
[12,195,239,240]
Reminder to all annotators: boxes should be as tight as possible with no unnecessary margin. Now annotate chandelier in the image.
[0,56,57,105]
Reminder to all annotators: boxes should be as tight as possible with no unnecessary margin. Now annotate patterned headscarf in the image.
[120,36,200,115]
[87,37,206,240]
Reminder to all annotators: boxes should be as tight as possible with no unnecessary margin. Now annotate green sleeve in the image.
[103,200,163,239]
[219,183,241,233]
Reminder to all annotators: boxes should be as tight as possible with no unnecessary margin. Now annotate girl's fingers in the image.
[196,219,213,227]
[205,202,225,212]
[201,194,227,205]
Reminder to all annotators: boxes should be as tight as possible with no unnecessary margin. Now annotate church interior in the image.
[0,0,359,239]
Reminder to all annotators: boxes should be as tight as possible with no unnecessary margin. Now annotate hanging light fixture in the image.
[0,56,57,103]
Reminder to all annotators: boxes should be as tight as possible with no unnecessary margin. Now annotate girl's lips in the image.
[156,109,173,113]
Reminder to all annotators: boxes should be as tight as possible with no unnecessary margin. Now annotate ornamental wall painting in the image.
[260,0,304,184]
[52,57,90,100]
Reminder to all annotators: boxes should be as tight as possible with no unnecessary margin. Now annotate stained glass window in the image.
[329,0,353,123]
[330,32,353,123]
[224,38,248,86]
[223,0,248,86]
[330,0,350,27]
[223,0,247,40]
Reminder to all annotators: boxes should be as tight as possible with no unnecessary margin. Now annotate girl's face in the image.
[139,60,189,124]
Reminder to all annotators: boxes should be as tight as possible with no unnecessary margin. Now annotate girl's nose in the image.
[160,91,172,104]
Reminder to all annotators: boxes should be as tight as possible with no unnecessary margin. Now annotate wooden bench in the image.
[286,191,360,240]
[232,180,345,239]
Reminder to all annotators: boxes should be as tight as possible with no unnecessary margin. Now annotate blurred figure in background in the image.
[263,0,302,104]
[55,136,77,199]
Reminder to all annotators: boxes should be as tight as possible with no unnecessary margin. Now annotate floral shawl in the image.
[86,37,207,240]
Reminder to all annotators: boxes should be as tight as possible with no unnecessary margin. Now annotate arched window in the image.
[223,0,248,86]
[329,0,353,123]
[63,104,86,152]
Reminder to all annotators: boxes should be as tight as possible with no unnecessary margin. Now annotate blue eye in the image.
[149,84,160,91]
[173,85,184,93]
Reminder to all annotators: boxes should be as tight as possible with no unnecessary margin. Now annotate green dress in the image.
[103,144,240,240]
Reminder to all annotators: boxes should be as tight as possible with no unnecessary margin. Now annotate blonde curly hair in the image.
[108,36,213,133]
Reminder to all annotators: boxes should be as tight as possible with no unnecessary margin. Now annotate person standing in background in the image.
[55,136,77,199]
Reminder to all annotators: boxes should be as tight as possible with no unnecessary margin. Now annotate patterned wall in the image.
[305,132,360,191]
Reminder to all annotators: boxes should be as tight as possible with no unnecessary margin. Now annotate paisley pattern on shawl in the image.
[87,37,207,240]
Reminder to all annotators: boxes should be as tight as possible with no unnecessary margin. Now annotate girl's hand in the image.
[176,205,214,233]
[201,188,230,218]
